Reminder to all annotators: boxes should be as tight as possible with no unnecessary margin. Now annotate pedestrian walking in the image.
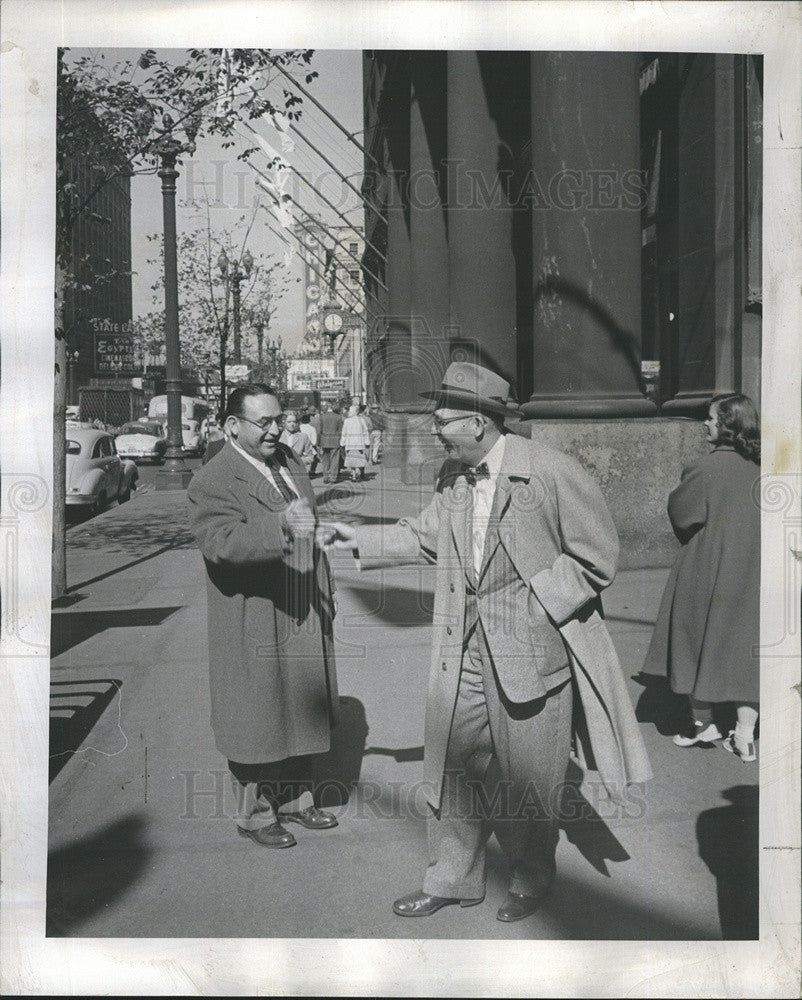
[368,404,383,464]
[321,362,650,921]
[341,404,370,482]
[299,411,320,475]
[318,402,343,484]
[280,410,315,473]
[187,384,339,849]
[643,393,761,762]
[202,414,227,465]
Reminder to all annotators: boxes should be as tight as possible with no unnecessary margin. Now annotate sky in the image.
[127,48,364,357]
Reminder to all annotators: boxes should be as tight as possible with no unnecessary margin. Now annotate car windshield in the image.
[120,422,161,436]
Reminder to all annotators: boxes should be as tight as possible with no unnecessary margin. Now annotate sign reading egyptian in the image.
[94,332,137,375]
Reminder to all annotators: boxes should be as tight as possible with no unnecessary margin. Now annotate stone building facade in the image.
[361,51,763,565]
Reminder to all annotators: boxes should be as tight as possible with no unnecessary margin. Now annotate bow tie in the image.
[463,462,490,486]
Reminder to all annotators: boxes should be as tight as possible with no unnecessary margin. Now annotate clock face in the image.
[324,312,343,333]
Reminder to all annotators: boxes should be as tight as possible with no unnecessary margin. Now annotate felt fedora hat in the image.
[419,362,521,418]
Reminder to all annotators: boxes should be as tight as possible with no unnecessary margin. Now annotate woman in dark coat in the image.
[643,393,761,762]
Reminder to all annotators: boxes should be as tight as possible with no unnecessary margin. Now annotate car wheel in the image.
[119,484,131,503]
[94,491,108,515]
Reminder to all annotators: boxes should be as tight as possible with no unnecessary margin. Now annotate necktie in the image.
[266,457,297,503]
[463,462,490,486]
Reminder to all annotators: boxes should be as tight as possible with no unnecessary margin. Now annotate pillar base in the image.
[156,467,193,491]
[660,393,713,418]
[521,394,658,419]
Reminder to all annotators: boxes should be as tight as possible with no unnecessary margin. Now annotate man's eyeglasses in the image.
[432,413,477,431]
[238,414,285,432]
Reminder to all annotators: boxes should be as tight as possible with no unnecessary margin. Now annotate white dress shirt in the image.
[470,433,507,574]
[230,439,300,500]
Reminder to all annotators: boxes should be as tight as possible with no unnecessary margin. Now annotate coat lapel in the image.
[225,442,295,511]
[448,476,473,579]
[489,434,538,584]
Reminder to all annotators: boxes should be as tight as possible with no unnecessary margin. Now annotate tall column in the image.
[662,54,741,414]
[409,52,450,401]
[446,51,520,383]
[383,54,415,409]
[525,52,655,418]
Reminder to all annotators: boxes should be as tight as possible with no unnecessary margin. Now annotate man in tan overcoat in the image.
[322,362,650,921]
[188,385,339,849]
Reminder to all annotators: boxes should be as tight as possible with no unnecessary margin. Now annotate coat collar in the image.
[447,434,532,576]
[223,441,313,507]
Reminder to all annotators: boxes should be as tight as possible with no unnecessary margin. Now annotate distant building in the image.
[295,218,366,400]
[362,50,763,565]
[62,155,133,404]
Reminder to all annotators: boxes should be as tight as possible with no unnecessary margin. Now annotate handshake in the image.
[282,499,357,551]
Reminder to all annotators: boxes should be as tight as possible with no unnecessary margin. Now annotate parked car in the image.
[65,428,138,513]
[115,420,168,464]
[182,419,205,456]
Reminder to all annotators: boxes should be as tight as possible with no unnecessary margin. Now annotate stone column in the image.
[662,54,740,414]
[409,52,450,402]
[446,51,519,383]
[525,51,655,418]
[383,54,415,409]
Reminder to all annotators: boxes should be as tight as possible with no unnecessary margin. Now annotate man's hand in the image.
[283,498,317,538]
[316,521,358,551]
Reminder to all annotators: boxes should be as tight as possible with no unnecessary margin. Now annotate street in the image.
[48,461,759,941]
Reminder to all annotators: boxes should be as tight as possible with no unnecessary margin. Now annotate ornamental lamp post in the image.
[218,247,253,366]
[155,130,195,489]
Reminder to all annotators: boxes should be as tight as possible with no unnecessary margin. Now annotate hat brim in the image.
[419,388,521,418]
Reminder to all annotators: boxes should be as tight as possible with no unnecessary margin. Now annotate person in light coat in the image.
[340,404,370,481]
[321,362,650,923]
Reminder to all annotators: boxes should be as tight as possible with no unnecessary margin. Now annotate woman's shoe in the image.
[723,730,756,762]
[673,721,723,747]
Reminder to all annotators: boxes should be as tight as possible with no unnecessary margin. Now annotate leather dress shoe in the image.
[392,890,484,917]
[237,821,296,849]
[497,887,550,922]
[280,806,338,829]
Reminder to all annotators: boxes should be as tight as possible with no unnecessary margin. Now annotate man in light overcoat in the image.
[188,385,339,849]
[322,362,650,921]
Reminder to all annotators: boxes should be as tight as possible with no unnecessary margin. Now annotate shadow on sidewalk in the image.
[51,606,185,657]
[47,812,152,936]
[66,504,195,592]
[696,784,759,939]
[49,678,123,782]
[315,696,369,807]
[558,761,631,876]
[340,580,435,627]
[631,671,690,736]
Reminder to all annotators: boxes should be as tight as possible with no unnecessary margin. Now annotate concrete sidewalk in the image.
[48,463,758,940]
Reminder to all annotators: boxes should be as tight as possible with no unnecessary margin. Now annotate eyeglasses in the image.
[238,414,285,431]
[432,413,478,431]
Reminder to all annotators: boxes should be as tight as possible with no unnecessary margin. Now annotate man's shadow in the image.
[557,760,632,875]
[696,784,759,939]
[313,696,369,807]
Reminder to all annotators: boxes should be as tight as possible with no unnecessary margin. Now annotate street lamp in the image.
[66,349,80,405]
[267,336,284,391]
[218,247,253,365]
[155,134,194,488]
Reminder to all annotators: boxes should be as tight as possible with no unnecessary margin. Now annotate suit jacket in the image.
[319,410,343,448]
[187,442,338,763]
[354,433,651,808]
